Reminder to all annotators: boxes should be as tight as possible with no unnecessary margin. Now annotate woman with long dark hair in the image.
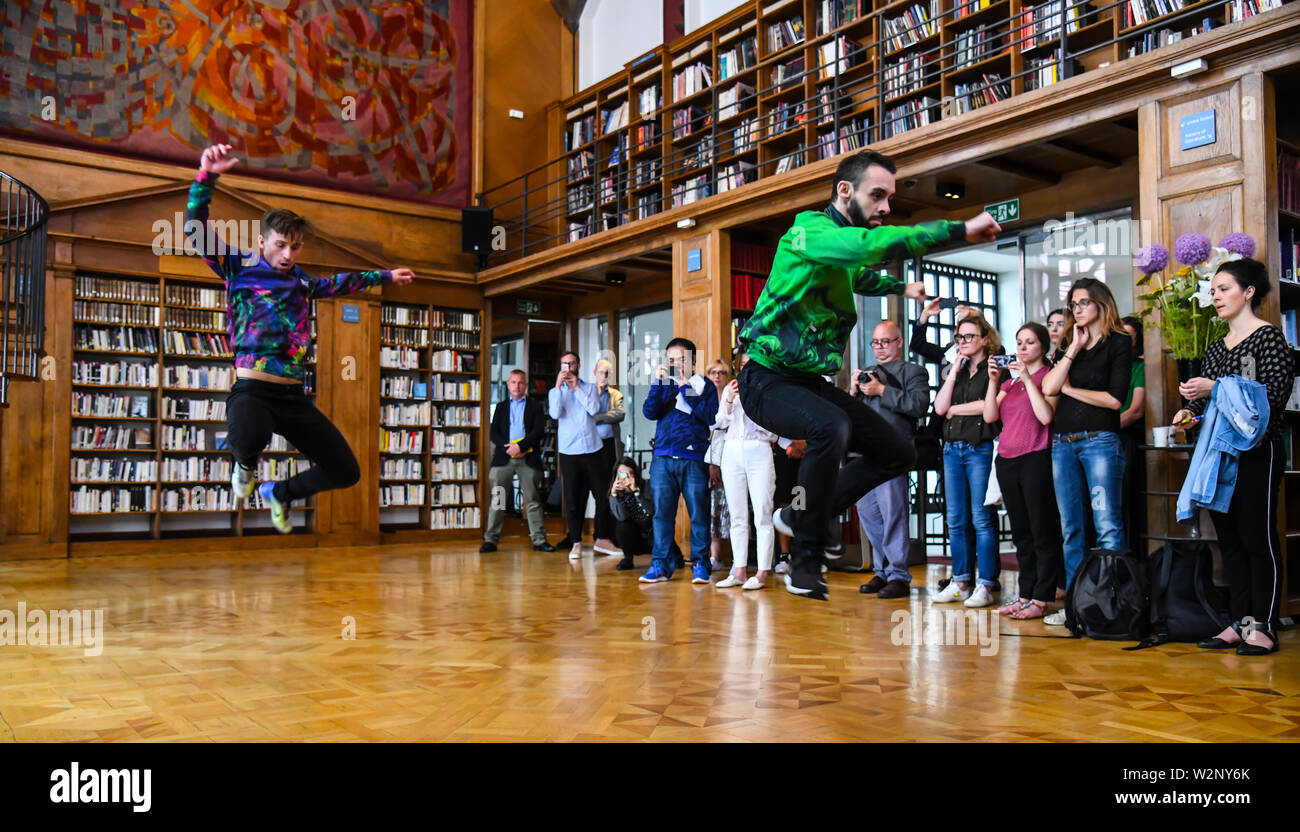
[608,457,655,571]
[1175,257,1292,655]
[933,313,1003,608]
[1041,278,1132,625]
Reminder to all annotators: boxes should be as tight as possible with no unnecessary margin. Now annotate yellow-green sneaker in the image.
[258,482,292,534]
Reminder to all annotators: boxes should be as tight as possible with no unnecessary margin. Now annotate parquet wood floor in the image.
[1,536,1297,742]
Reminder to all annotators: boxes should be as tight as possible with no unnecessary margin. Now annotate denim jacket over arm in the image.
[1176,374,1271,520]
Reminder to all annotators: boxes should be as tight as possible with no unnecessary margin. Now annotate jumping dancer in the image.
[187,144,415,532]
[737,149,999,599]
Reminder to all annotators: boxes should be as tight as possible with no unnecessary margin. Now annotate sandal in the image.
[1010,600,1047,620]
[994,598,1028,615]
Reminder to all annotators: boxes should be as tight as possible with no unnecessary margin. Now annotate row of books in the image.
[602,100,629,134]
[566,112,596,150]
[166,365,235,390]
[673,62,713,102]
[1123,0,1193,27]
[672,104,709,140]
[769,99,809,135]
[772,56,805,90]
[671,174,712,208]
[166,285,225,309]
[1280,226,1299,281]
[432,350,476,373]
[816,117,872,159]
[814,0,870,35]
[734,118,761,153]
[162,456,233,482]
[716,161,759,194]
[431,431,474,454]
[638,84,661,118]
[774,144,807,174]
[161,424,219,450]
[73,359,159,388]
[732,242,775,275]
[881,97,939,139]
[380,428,424,454]
[768,15,805,52]
[1019,1,1090,50]
[163,330,231,357]
[383,325,429,347]
[677,134,716,172]
[432,483,476,506]
[637,194,661,220]
[1280,152,1300,215]
[381,376,425,399]
[568,150,594,184]
[599,169,624,206]
[567,183,594,215]
[718,36,757,80]
[1227,0,1283,21]
[379,484,426,507]
[165,308,227,331]
[75,324,158,353]
[71,485,154,514]
[433,377,481,400]
[381,402,432,427]
[436,405,481,427]
[632,122,659,152]
[74,300,159,326]
[162,397,226,421]
[381,459,424,480]
[731,273,770,311]
[1282,309,1298,348]
[568,220,594,242]
[380,346,420,369]
[75,275,159,304]
[883,3,941,53]
[718,83,755,120]
[885,54,938,99]
[432,310,480,332]
[816,36,861,81]
[956,0,994,18]
[1025,56,1082,90]
[633,158,661,188]
[953,24,1001,69]
[953,74,1011,115]
[1124,21,1216,56]
[73,393,151,418]
[433,458,478,480]
[430,507,479,529]
[72,458,158,483]
[161,487,241,512]
[430,330,479,351]
[72,424,153,449]
[381,305,430,327]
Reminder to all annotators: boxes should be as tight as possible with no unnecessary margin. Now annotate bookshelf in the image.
[69,272,317,541]
[379,301,483,532]
[729,238,778,356]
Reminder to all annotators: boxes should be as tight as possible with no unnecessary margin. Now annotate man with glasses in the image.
[549,351,618,559]
[737,148,1000,600]
[850,322,930,598]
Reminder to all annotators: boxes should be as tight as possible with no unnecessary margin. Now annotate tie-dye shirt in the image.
[186,170,391,381]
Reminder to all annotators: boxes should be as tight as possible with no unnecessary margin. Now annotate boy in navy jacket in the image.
[638,337,720,584]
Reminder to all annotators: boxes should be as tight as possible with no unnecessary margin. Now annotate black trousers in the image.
[1209,437,1285,631]
[739,361,914,552]
[995,448,1062,602]
[225,378,360,503]
[1120,425,1146,555]
[559,449,614,541]
[614,519,653,556]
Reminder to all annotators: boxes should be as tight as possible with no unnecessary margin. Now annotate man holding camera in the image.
[549,351,617,559]
[851,322,929,599]
[639,337,720,584]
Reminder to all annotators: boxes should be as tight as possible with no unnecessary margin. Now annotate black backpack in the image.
[1064,548,1149,641]
[1126,542,1231,649]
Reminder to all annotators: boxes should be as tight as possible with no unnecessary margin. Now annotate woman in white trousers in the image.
[715,352,779,590]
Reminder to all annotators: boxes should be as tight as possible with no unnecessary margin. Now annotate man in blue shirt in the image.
[481,369,553,553]
[549,351,616,559]
[639,337,720,584]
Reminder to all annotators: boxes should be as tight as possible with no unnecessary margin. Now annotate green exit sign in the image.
[516,299,541,316]
[985,198,1020,224]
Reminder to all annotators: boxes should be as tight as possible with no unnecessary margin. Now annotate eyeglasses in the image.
[707,369,729,376]
[870,337,900,347]
[1067,299,1094,312]
[953,333,980,343]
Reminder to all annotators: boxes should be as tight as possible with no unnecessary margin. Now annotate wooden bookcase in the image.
[69,271,316,541]
[378,301,484,533]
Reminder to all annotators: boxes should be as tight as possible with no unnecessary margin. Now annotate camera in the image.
[992,354,1013,370]
[857,370,875,385]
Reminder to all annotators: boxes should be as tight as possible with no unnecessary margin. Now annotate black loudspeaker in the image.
[461,206,493,254]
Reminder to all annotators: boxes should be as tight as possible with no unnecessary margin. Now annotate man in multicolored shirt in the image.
[737,149,999,600]
[187,143,415,533]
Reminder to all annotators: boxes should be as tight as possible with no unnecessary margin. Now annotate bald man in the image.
[850,321,930,598]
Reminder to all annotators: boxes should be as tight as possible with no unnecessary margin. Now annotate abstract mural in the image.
[0,0,473,206]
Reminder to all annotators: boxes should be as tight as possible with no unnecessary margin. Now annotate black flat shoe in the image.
[615,558,635,571]
[479,542,497,553]
[532,542,556,552]
[1236,631,1280,656]
[1198,621,1243,649]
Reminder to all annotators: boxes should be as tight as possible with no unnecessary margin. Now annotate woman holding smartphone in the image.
[983,322,1061,619]
[715,351,780,590]
[1174,258,1292,655]
[1041,278,1131,625]
[608,457,655,571]
[933,313,1002,608]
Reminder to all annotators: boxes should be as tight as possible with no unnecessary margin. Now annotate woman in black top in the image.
[932,313,1003,608]
[1174,258,1293,655]
[609,457,655,571]
[1041,278,1132,622]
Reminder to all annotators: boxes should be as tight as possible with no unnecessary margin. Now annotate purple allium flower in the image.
[1174,233,1212,266]
[1219,232,1255,258]
[1135,243,1169,275]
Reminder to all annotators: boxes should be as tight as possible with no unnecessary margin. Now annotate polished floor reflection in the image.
[0,537,1297,741]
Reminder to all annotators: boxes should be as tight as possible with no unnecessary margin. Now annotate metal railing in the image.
[0,171,49,405]
[477,0,1261,266]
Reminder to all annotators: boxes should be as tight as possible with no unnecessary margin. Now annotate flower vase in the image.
[1176,358,1204,407]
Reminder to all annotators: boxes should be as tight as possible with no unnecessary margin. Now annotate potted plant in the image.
[1134,232,1256,388]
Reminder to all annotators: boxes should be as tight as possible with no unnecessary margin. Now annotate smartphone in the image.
[617,470,629,480]
[992,354,1013,370]
[1174,415,1202,427]
[559,361,572,372]
[937,297,961,310]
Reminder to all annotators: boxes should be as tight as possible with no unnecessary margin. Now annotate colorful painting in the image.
[0,0,473,206]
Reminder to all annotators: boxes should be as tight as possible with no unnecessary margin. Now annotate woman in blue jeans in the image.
[1041,277,1132,625]
[933,314,1003,608]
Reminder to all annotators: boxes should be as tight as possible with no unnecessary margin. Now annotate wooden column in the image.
[672,228,731,366]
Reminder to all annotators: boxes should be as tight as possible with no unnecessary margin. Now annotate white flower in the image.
[1194,246,1242,281]
[1192,279,1214,308]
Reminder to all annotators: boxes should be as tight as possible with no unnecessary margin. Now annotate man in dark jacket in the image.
[638,337,719,585]
[481,369,554,553]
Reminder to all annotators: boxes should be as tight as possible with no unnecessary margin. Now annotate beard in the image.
[846,200,884,228]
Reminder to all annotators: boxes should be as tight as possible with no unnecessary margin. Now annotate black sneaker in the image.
[784,547,828,601]
[532,541,556,552]
[615,557,636,571]
[479,542,497,553]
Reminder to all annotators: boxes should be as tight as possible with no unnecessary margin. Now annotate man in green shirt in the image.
[738,149,1000,600]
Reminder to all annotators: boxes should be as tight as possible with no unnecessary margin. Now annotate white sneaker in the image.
[1044,609,1067,626]
[772,507,793,537]
[932,581,970,603]
[741,576,766,590]
[231,463,255,500]
[568,543,583,560]
[774,560,790,575]
[715,573,745,588]
[964,584,994,608]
